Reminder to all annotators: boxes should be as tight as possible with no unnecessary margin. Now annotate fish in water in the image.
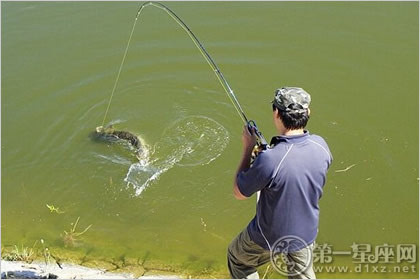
[93,125,145,159]
[96,125,141,149]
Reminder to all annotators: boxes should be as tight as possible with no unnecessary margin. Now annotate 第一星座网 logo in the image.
[271,235,313,277]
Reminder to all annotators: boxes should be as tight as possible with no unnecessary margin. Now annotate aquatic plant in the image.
[200,217,207,232]
[3,241,37,263]
[62,217,92,248]
[37,239,62,269]
[46,204,65,214]
[262,264,273,279]
[40,239,51,265]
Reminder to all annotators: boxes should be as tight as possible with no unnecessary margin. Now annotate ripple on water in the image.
[124,115,230,196]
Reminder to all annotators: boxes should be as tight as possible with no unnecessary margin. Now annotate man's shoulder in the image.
[308,134,329,146]
[262,143,292,159]
[307,134,332,160]
[251,146,289,173]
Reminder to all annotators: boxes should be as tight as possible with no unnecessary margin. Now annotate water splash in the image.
[124,115,229,196]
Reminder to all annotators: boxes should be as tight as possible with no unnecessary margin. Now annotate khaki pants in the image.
[227,228,316,279]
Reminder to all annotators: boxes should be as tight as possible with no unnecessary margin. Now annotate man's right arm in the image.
[235,150,274,198]
[233,145,254,200]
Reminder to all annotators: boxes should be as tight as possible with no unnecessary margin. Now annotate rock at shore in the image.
[1,260,131,279]
[1,260,183,279]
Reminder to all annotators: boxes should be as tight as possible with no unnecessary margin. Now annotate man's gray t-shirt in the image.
[237,131,332,251]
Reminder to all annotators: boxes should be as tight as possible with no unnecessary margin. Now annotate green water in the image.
[2,1,418,278]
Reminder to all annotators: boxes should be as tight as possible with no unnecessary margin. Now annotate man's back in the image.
[237,132,332,251]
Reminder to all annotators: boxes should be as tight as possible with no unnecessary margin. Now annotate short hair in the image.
[272,104,310,130]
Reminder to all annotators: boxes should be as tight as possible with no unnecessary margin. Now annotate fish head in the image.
[103,125,115,134]
[96,125,115,134]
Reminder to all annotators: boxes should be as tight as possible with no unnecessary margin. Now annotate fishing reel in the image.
[247,120,268,163]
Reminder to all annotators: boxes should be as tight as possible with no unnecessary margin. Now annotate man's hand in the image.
[242,125,257,152]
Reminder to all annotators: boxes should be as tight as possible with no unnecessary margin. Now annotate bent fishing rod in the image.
[101,1,268,148]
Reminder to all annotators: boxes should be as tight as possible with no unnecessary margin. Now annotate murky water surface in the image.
[2,2,418,278]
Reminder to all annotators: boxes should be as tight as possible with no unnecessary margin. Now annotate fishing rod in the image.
[101,1,268,148]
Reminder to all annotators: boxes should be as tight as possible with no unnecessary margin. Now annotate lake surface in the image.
[2,1,418,278]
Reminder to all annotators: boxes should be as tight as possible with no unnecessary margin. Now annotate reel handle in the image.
[247,120,268,149]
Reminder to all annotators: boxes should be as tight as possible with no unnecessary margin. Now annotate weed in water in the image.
[62,217,92,248]
[3,241,38,263]
[40,239,63,269]
[46,204,65,214]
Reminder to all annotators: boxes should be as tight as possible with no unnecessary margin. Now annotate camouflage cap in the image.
[272,87,311,113]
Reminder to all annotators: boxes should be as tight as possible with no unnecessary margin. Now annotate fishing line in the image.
[101,1,267,146]
[101,4,148,127]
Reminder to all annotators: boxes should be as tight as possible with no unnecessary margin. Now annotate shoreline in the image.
[1,245,228,279]
[1,260,184,279]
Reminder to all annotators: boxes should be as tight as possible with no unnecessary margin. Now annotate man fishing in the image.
[228,87,332,279]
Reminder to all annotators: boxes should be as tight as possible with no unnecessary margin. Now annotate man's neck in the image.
[279,129,305,136]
